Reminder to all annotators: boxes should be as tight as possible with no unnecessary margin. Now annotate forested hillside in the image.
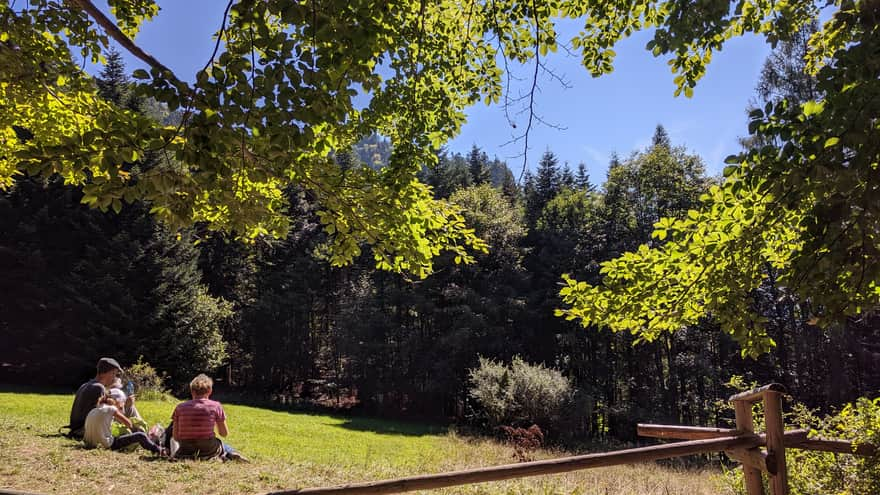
[3,41,878,444]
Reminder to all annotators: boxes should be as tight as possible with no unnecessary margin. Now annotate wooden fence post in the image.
[763,389,788,495]
[734,400,765,495]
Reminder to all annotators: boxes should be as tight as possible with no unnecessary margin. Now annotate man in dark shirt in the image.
[67,357,123,439]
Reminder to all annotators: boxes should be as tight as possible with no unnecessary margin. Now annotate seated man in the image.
[171,374,232,459]
[66,357,123,439]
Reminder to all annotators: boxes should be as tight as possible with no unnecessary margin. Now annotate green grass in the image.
[134,398,450,470]
[0,388,731,495]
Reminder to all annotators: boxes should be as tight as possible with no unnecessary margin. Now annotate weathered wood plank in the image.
[726,448,772,474]
[637,424,742,440]
[764,390,788,495]
[792,438,878,456]
[728,383,786,403]
[735,400,765,495]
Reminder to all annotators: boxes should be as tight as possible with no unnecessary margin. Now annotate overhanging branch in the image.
[66,0,182,85]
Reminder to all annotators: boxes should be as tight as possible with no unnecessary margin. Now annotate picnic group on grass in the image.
[64,357,247,462]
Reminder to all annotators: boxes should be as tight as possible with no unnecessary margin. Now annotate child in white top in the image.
[83,395,162,454]
[109,379,143,422]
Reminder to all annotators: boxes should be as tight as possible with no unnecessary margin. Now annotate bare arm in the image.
[112,408,133,429]
[216,419,228,437]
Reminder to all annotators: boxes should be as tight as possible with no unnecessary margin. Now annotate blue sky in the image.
[107,1,771,183]
[450,27,770,183]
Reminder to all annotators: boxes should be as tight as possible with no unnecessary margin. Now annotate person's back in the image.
[173,398,225,442]
[83,403,117,449]
[67,358,123,438]
[172,374,227,459]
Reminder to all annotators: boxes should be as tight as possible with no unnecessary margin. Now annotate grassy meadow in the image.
[0,388,732,495]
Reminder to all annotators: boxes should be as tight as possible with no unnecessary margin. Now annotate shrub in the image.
[722,377,880,495]
[784,397,880,495]
[124,357,171,401]
[499,424,545,462]
[468,356,575,433]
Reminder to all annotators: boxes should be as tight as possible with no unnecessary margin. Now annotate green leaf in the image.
[802,100,825,116]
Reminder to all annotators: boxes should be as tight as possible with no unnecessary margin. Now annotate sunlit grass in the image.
[0,388,730,495]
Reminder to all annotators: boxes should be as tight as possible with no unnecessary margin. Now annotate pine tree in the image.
[535,150,561,208]
[756,21,820,105]
[522,169,536,204]
[467,145,491,185]
[576,162,595,192]
[560,164,575,189]
[145,227,231,388]
[652,124,671,148]
[96,48,139,111]
[431,152,472,198]
[335,149,362,171]
[500,171,519,201]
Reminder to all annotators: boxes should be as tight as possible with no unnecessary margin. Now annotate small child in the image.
[110,378,143,423]
[171,374,246,461]
[83,394,163,455]
[107,388,148,435]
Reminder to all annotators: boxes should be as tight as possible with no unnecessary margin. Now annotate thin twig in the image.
[202,0,235,75]
[518,0,542,182]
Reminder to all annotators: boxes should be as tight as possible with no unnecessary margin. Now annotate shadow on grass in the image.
[37,432,70,439]
[0,383,73,395]
[214,392,450,438]
[60,443,91,451]
[327,416,448,437]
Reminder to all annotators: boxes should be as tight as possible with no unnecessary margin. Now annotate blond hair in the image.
[189,374,213,396]
[97,394,119,408]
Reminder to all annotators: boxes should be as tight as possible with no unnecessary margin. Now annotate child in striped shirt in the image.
[171,374,246,461]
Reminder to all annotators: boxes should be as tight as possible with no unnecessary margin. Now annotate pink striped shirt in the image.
[172,398,226,440]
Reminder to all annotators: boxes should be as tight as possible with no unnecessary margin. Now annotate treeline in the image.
[3,49,879,442]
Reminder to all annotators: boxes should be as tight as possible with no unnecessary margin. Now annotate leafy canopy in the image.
[0,0,836,283]
[559,1,880,356]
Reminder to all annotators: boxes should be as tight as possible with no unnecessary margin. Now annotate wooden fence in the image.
[267,383,876,495]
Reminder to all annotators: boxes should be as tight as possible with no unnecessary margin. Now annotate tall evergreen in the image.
[560,164,575,189]
[467,145,491,185]
[575,162,594,191]
[652,124,671,148]
[755,20,820,105]
[500,170,519,201]
[523,150,561,227]
[421,150,472,198]
[535,150,561,204]
[96,48,139,111]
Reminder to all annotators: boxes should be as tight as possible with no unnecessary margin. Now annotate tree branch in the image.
[67,0,182,85]
[202,0,235,75]
[518,0,541,182]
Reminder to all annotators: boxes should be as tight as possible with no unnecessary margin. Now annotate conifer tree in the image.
[500,171,519,202]
[467,145,491,185]
[535,151,560,201]
[652,124,671,148]
[560,164,575,189]
[575,162,595,192]
[95,48,139,111]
